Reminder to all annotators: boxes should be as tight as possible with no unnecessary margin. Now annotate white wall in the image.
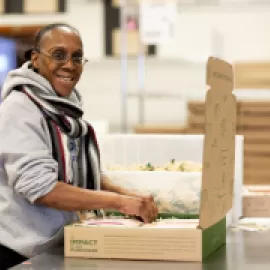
[2,2,270,131]
[0,0,104,60]
[77,59,206,132]
[159,7,270,62]
[1,1,270,62]
[0,0,270,61]
[67,0,104,60]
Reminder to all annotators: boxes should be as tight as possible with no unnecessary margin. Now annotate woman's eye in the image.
[73,56,82,63]
[52,51,66,60]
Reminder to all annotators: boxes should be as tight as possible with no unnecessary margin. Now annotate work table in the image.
[11,230,270,270]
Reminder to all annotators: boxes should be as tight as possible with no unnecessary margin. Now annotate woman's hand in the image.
[141,194,158,223]
[118,194,158,223]
[101,174,158,222]
[120,192,159,223]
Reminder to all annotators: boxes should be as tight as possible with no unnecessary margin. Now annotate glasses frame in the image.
[34,48,88,66]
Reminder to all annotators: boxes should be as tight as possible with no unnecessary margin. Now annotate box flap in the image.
[199,57,237,229]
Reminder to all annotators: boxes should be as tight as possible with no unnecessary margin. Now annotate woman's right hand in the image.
[118,195,157,223]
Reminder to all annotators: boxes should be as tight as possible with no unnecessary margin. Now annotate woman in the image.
[0,23,158,269]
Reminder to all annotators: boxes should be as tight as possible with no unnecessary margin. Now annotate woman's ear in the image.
[31,51,39,70]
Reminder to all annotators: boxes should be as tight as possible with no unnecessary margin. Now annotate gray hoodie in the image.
[0,62,81,258]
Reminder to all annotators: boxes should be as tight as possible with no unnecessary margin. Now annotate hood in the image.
[1,61,83,107]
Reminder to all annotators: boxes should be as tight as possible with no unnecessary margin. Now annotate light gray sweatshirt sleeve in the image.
[0,92,59,203]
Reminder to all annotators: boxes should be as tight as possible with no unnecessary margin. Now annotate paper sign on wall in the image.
[139,0,177,45]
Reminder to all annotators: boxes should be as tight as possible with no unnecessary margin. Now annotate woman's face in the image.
[31,27,84,97]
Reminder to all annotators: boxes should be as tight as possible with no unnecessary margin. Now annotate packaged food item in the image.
[74,216,199,229]
[74,217,143,228]
[107,159,202,172]
[104,171,202,215]
[142,218,199,229]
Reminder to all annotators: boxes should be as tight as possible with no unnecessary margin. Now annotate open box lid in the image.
[199,57,237,229]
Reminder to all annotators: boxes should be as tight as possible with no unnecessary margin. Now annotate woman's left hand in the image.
[101,175,158,222]
[140,194,158,222]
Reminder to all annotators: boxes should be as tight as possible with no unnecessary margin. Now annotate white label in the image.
[139,1,177,45]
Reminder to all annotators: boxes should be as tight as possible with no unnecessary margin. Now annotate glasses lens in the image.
[72,56,83,65]
[50,49,86,65]
[51,50,67,62]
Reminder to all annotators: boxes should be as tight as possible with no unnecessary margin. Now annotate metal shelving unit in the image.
[119,0,179,132]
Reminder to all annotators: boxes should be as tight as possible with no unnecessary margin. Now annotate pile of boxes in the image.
[243,186,270,217]
[186,100,270,185]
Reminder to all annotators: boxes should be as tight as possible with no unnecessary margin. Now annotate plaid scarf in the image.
[21,85,101,192]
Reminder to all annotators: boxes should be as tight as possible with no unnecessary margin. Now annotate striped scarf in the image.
[21,85,101,192]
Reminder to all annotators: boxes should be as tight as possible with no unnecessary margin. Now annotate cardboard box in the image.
[186,98,270,185]
[0,0,3,13]
[64,57,236,261]
[243,186,270,217]
[112,29,146,57]
[99,134,243,225]
[24,0,57,13]
[234,62,270,89]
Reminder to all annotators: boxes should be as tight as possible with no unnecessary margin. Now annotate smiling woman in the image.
[0,23,158,269]
[25,23,87,97]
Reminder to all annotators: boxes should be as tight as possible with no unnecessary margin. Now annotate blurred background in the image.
[0,0,270,185]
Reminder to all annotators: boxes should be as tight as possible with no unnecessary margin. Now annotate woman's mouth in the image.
[52,73,78,95]
[56,75,74,82]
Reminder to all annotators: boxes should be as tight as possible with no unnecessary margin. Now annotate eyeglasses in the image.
[35,48,88,66]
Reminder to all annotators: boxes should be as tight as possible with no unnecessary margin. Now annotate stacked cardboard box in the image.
[243,186,270,217]
[234,62,270,89]
[187,101,270,185]
[134,62,270,185]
